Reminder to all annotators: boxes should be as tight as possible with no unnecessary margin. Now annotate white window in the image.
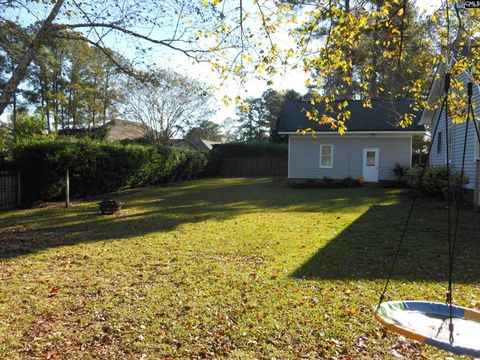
[366,150,376,166]
[320,144,333,168]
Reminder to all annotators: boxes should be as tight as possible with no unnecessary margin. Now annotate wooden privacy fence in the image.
[219,157,287,177]
[0,170,20,211]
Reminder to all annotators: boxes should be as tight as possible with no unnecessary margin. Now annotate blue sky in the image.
[154,0,443,124]
[2,0,443,124]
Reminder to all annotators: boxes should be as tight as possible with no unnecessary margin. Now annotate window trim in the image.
[475,132,480,161]
[437,131,442,155]
[319,144,334,168]
[448,131,453,164]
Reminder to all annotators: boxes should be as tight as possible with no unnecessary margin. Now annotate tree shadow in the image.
[292,201,480,284]
[0,178,395,259]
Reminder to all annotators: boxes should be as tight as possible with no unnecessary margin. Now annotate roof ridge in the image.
[287,98,415,104]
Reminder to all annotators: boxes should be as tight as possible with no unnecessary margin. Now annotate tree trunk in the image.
[12,89,17,142]
[41,77,51,133]
[67,87,72,129]
[54,75,59,130]
[103,68,109,125]
[0,0,65,116]
[92,73,97,128]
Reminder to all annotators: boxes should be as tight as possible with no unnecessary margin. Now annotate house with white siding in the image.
[278,99,425,182]
[420,62,480,209]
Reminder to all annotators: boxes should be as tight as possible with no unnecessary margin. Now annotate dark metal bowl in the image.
[98,199,123,215]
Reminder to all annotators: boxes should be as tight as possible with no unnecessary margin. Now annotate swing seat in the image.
[375,301,480,357]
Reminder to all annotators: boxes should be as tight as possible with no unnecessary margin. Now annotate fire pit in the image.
[98,199,123,215]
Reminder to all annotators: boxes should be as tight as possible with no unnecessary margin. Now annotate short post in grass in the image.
[65,168,70,209]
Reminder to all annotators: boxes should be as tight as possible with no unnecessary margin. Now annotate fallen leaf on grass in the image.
[49,286,59,297]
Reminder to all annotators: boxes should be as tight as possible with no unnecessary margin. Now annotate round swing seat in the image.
[375,301,480,357]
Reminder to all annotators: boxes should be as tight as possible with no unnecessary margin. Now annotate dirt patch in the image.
[0,226,68,255]
[31,201,85,209]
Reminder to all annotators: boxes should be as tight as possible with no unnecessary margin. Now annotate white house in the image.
[278,99,426,182]
[420,62,480,209]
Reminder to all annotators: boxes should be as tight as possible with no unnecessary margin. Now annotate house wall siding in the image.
[430,72,480,190]
[288,135,412,180]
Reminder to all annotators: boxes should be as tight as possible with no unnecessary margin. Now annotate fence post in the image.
[65,168,70,209]
[16,170,21,207]
[475,160,479,212]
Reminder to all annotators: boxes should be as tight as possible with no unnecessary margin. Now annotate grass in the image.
[0,177,479,359]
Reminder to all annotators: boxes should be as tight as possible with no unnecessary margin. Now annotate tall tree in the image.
[220,117,241,143]
[237,89,302,143]
[123,69,214,145]
[185,120,223,142]
[23,37,124,132]
[0,20,31,137]
[0,0,243,117]
[2,0,478,134]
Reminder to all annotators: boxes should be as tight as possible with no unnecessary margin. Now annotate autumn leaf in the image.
[49,286,59,297]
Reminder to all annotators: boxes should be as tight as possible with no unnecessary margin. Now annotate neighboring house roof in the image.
[170,138,222,151]
[101,119,149,141]
[278,99,424,133]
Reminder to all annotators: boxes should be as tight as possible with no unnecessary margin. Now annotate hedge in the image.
[12,139,209,203]
[285,177,362,189]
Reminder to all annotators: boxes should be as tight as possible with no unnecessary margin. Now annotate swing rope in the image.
[444,72,454,344]
[377,76,480,346]
[376,0,480,352]
[376,94,446,310]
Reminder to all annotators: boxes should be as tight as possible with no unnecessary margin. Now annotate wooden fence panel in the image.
[219,157,287,177]
[0,170,19,211]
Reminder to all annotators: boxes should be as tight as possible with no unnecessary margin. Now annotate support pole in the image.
[16,170,21,207]
[65,168,70,209]
[475,160,479,212]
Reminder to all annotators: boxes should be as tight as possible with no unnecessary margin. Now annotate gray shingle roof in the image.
[278,99,424,133]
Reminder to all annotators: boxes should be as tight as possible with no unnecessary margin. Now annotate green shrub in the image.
[127,147,209,187]
[407,165,469,199]
[392,163,408,180]
[12,138,209,203]
[286,177,362,189]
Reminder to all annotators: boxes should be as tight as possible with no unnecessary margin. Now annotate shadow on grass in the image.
[0,178,395,259]
[292,202,480,284]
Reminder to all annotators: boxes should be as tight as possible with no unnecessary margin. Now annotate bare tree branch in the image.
[0,0,65,115]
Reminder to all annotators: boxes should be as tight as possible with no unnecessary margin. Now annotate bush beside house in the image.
[407,165,469,199]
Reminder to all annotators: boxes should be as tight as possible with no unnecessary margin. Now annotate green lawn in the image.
[0,178,479,359]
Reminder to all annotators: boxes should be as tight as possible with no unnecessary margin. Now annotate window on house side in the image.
[448,132,453,163]
[476,134,480,160]
[437,131,442,154]
[320,144,333,168]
